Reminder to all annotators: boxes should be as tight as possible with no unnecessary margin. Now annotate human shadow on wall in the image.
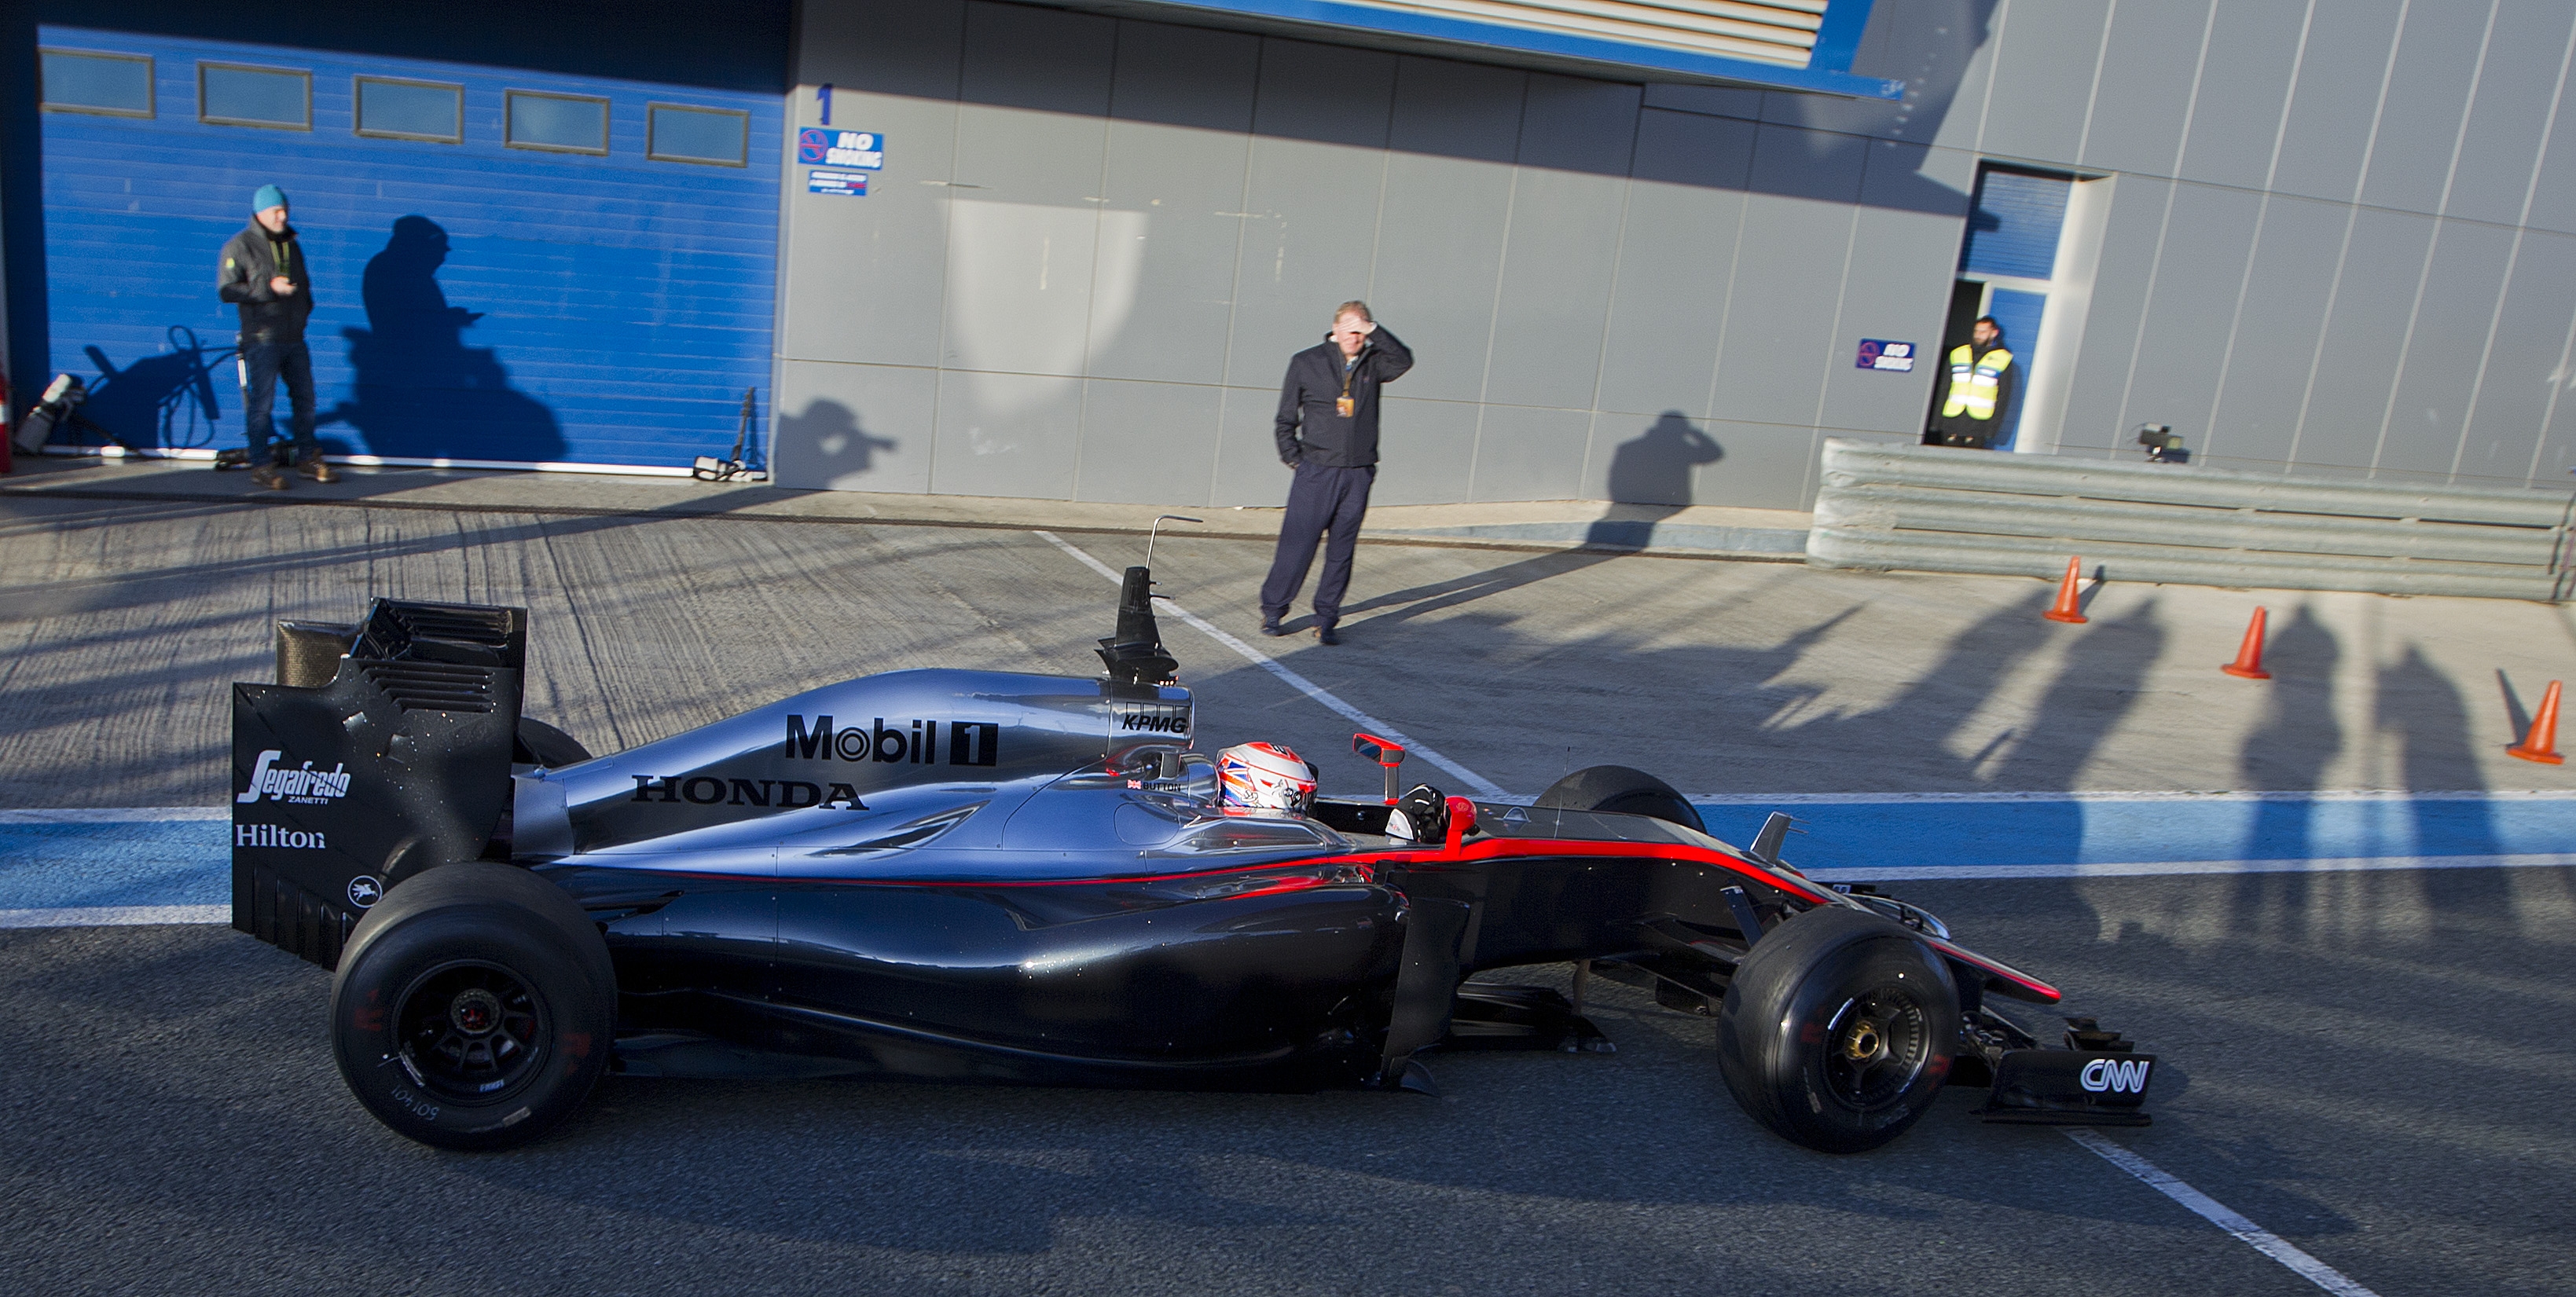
[772,398,901,489]
[328,216,564,463]
[1585,412,1723,548]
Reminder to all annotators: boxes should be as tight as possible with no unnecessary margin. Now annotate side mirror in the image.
[1443,795,1477,852]
[1353,731,1407,804]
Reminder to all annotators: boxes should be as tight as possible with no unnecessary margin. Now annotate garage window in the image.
[40,49,153,118]
[200,62,310,130]
[356,76,462,143]
[506,90,608,155]
[647,104,748,167]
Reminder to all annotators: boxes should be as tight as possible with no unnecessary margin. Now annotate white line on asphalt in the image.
[2064,1129,2382,1297]
[0,905,229,929]
[1034,531,1509,799]
[0,807,229,823]
[1800,852,2576,882]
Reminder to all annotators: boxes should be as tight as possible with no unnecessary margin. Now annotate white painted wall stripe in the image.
[1033,531,1510,800]
[2064,1129,2383,1297]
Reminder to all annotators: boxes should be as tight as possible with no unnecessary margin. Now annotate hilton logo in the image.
[784,716,1000,767]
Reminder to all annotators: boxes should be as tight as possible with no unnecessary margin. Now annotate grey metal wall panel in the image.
[1389,56,1525,161]
[1515,74,1640,175]
[1629,105,1757,189]
[1694,420,1821,508]
[2457,229,2576,484]
[1594,168,1748,419]
[2526,38,2576,236]
[1925,0,2005,153]
[2270,0,2407,203]
[2377,219,2517,478]
[1368,152,1512,403]
[1815,203,1961,437]
[2207,194,2350,468]
[1210,385,1292,506]
[1746,121,1866,204]
[930,368,1084,497]
[952,99,1110,204]
[2056,174,2171,454]
[1075,378,1224,503]
[1587,409,1729,504]
[1249,38,1396,148]
[777,90,960,368]
[1221,137,1387,390]
[1638,82,1762,125]
[1972,0,2108,167]
[2177,0,2309,192]
[2120,183,2264,460]
[1485,169,1627,411]
[1086,119,1250,386]
[959,1,1115,115]
[797,0,963,100]
[1712,188,1858,428]
[2442,0,2576,226]
[1469,403,1591,501]
[2078,0,2210,178]
[1373,395,1482,505]
[2292,208,2438,471]
[772,360,938,493]
[940,189,1109,378]
[2358,0,2492,216]
[1108,20,1260,131]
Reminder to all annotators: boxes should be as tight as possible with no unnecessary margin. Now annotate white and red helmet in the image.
[1216,742,1316,817]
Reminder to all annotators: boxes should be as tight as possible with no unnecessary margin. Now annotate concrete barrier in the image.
[1807,438,2576,601]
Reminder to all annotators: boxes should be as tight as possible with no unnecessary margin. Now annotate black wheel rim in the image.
[1819,987,1932,1112]
[394,960,548,1104]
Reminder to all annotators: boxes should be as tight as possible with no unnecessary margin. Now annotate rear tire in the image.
[514,717,592,769]
[1715,906,1958,1153]
[329,863,613,1151]
[1534,764,1705,833]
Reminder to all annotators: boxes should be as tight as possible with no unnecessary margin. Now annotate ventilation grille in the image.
[1345,0,1828,68]
[354,599,527,669]
[233,863,355,969]
[361,661,499,713]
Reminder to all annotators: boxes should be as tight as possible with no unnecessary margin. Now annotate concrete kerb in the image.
[0,458,1814,562]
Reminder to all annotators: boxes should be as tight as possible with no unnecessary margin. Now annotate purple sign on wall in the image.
[1856,339,1917,372]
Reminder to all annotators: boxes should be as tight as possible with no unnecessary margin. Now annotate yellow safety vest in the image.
[1941,344,2013,420]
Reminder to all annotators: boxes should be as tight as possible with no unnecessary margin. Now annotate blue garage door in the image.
[35,26,779,471]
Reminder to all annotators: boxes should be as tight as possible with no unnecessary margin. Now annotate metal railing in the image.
[1806,438,2576,601]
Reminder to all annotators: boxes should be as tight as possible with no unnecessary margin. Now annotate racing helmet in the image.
[1216,742,1316,818]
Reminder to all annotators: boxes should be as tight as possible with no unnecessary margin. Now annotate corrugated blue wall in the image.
[1959,169,2068,280]
[36,25,779,468]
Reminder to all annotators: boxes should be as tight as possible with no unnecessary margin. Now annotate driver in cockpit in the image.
[1216,742,1316,818]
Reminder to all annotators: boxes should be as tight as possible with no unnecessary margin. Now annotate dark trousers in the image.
[1260,462,1374,626]
[241,337,317,465]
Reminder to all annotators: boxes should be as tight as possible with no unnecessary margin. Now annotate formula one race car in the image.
[229,566,2155,1153]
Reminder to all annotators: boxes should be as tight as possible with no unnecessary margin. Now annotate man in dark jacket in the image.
[219,183,334,487]
[1926,315,2016,450]
[1259,301,1412,645]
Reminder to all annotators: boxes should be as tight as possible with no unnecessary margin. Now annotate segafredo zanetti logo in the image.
[2079,1057,2152,1094]
[237,750,353,805]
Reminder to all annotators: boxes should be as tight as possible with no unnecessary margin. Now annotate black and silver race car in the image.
[229,566,2154,1153]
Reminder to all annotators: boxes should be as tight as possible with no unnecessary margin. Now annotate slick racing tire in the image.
[329,863,615,1151]
[514,717,593,769]
[1715,906,1958,1154]
[1534,764,1705,833]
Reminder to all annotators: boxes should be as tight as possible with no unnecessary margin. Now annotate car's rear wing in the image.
[231,599,527,969]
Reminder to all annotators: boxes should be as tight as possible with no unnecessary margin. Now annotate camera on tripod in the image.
[10,374,96,456]
[2134,423,2186,463]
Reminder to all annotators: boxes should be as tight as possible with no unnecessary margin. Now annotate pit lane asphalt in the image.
[3,488,2572,1295]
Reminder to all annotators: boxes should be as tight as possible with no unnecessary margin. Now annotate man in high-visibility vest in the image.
[1928,316,2015,449]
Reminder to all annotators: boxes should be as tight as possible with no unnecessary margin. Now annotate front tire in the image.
[329,863,613,1151]
[1534,764,1705,833]
[1715,906,1958,1153]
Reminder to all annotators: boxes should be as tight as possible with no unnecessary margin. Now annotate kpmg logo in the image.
[1115,702,1191,735]
[237,750,353,805]
[784,716,1000,767]
[2079,1057,2152,1095]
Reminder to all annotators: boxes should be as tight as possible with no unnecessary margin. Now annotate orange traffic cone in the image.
[2508,680,2564,764]
[2222,607,2271,679]
[2043,556,2088,624]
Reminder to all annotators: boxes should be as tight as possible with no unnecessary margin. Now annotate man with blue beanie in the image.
[218,183,334,486]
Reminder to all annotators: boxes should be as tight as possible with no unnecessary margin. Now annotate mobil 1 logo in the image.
[784,716,999,767]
